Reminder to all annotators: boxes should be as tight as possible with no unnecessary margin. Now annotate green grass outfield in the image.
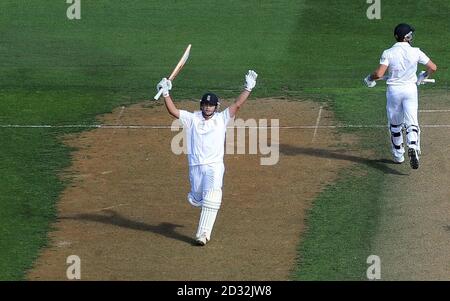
[1,0,449,280]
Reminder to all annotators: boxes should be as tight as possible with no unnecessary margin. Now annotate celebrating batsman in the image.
[364,23,437,169]
[157,70,258,246]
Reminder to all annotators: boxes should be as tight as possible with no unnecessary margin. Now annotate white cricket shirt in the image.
[380,42,430,86]
[179,108,233,166]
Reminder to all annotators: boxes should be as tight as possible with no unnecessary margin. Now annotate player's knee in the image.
[187,192,202,207]
[202,189,222,210]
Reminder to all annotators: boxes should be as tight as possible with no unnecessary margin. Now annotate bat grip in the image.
[154,88,164,100]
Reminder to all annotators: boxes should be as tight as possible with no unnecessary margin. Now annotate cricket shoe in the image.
[393,155,405,164]
[408,148,419,169]
[195,233,209,246]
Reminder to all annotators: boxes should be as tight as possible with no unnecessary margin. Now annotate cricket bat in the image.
[154,44,191,100]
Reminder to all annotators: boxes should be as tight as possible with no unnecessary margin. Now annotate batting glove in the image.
[157,77,172,97]
[244,70,258,92]
[363,74,376,88]
[416,71,429,85]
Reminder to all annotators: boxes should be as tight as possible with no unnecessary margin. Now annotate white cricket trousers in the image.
[386,84,420,158]
[188,162,225,241]
[189,162,225,197]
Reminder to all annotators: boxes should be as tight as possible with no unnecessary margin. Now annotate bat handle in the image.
[154,88,164,100]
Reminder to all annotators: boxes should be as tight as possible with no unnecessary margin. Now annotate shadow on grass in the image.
[280,144,407,176]
[61,210,195,245]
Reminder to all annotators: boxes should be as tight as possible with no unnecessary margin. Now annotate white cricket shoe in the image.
[195,233,209,246]
[393,155,405,164]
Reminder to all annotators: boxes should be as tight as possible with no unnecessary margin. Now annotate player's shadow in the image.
[280,144,407,176]
[61,210,195,244]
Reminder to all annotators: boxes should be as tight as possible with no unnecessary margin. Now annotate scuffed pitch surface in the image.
[372,91,450,280]
[27,99,358,280]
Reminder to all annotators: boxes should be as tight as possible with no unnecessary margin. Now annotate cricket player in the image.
[156,70,258,245]
[364,23,437,169]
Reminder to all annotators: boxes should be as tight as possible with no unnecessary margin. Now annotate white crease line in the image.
[1,124,450,129]
[109,106,126,140]
[419,109,450,113]
[312,106,323,143]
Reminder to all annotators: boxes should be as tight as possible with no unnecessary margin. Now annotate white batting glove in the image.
[244,70,258,92]
[416,71,429,85]
[156,77,172,97]
[363,74,376,88]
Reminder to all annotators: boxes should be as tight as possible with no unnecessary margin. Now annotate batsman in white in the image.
[156,70,258,246]
[364,23,437,169]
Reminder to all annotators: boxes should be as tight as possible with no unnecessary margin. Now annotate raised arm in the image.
[157,77,180,118]
[228,70,258,118]
[163,94,180,119]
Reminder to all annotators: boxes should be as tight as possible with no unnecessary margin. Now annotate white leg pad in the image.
[202,189,222,210]
[389,123,405,158]
[406,125,420,151]
[196,189,222,240]
[196,207,218,241]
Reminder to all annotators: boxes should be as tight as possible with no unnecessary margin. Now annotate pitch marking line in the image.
[311,106,323,143]
[109,105,126,141]
[419,109,450,113]
[2,124,450,129]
